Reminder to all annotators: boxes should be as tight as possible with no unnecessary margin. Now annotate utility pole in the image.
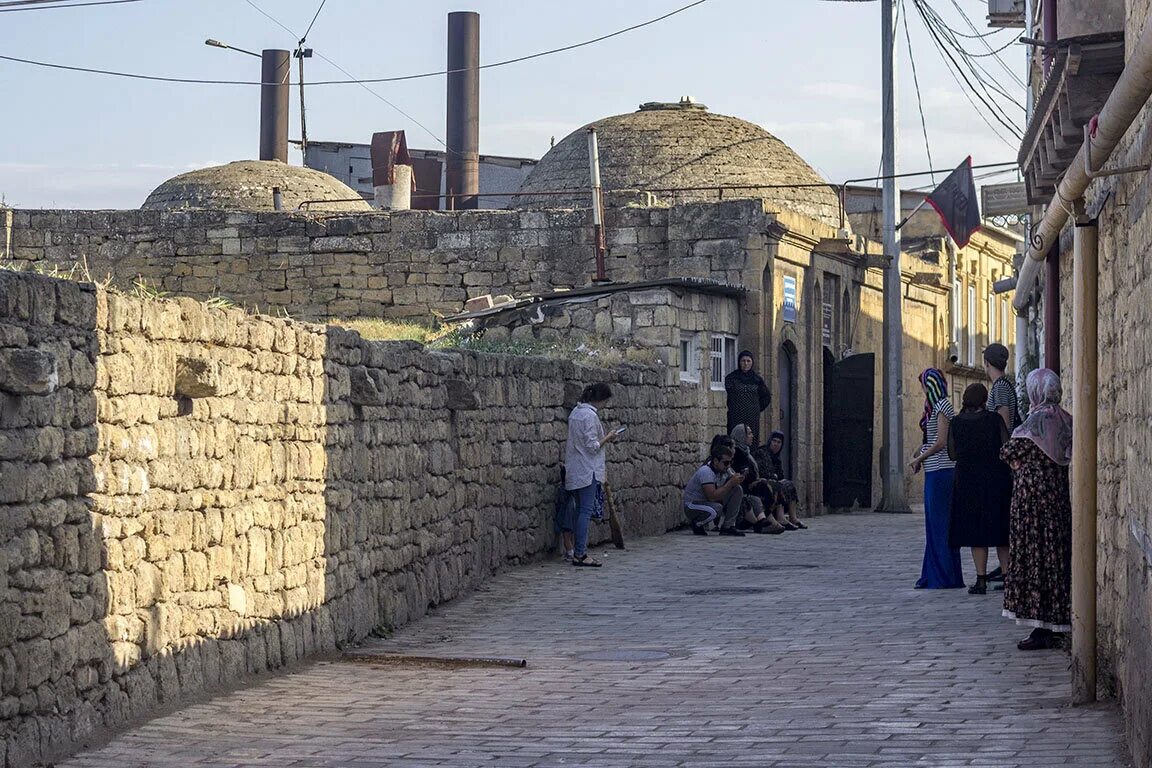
[876,0,910,513]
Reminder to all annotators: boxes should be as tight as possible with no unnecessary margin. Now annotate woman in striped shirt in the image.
[909,368,965,589]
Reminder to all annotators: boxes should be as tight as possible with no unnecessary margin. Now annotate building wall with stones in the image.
[0,269,721,768]
[1,198,1016,516]
[1045,6,1152,760]
[469,285,744,454]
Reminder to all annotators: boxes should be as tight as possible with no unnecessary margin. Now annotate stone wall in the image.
[0,202,759,323]
[0,269,719,767]
[1050,6,1152,763]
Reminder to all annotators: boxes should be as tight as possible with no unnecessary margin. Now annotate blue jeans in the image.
[572,481,600,558]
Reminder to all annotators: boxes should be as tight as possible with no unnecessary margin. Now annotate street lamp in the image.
[204,38,261,59]
[205,38,289,162]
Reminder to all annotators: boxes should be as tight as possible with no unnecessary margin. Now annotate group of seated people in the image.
[682,426,807,536]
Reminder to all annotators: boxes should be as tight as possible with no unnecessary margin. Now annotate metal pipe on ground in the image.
[1071,216,1099,705]
[445,11,479,210]
[259,49,291,163]
[1013,17,1152,311]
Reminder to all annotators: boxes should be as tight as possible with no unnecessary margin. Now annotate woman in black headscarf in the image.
[725,350,772,446]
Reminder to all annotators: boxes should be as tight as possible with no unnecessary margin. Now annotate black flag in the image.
[926,156,981,248]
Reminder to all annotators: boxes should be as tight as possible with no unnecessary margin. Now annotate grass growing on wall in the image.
[334,318,438,343]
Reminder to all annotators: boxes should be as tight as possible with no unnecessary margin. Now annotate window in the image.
[821,275,838,349]
[952,279,963,351]
[967,284,977,364]
[679,333,699,383]
[988,291,997,344]
[1001,297,1011,344]
[709,334,738,390]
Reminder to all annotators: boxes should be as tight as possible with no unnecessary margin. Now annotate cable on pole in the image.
[1,0,710,85]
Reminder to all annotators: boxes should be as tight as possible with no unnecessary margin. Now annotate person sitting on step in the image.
[730,424,787,534]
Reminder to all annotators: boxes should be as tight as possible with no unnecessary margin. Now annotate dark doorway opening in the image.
[822,351,875,508]
[776,341,797,477]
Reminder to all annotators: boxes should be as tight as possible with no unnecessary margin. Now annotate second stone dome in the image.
[513,98,841,227]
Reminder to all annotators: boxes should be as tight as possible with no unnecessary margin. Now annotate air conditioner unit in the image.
[988,0,1025,28]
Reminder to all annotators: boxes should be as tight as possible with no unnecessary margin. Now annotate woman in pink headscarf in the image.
[1000,368,1073,651]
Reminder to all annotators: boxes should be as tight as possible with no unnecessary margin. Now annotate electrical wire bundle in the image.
[906,0,1025,150]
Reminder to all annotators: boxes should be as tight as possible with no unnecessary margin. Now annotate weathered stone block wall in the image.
[1054,7,1152,762]
[0,270,719,767]
[471,286,742,444]
[1,201,764,323]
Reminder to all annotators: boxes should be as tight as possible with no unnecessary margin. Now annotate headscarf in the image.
[729,424,758,475]
[1012,368,1072,466]
[765,431,786,478]
[727,350,760,384]
[918,368,949,443]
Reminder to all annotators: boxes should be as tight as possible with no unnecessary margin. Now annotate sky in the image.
[0,0,1027,210]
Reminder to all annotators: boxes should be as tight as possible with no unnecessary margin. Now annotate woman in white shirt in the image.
[564,383,619,567]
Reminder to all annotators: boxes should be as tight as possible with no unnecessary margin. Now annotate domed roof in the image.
[142,160,373,212]
[513,99,840,226]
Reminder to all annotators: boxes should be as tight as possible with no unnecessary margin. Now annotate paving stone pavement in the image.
[59,512,1132,768]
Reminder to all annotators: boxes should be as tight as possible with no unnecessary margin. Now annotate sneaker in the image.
[718,527,746,537]
[691,523,709,536]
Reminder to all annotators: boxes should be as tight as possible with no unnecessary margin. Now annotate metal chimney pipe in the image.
[260,49,291,163]
[445,11,480,209]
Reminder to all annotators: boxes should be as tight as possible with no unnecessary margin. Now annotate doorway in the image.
[822,351,875,508]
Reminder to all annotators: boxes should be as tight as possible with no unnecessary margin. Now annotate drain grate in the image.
[684,586,773,595]
[578,650,671,662]
[737,564,819,571]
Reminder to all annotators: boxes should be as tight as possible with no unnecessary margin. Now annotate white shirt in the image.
[564,403,606,490]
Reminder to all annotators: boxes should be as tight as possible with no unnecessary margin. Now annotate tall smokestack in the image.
[445,11,479,209]
[260,49,291,163]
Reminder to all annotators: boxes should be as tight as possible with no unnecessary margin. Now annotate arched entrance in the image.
[776,341,797,477]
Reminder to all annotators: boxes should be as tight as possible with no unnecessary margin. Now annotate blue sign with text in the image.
[783,276,798,323]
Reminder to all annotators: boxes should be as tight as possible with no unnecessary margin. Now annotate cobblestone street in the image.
[59,512,1131,768]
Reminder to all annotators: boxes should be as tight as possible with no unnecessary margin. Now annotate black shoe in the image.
[968,578,987,595]
[1017,628,1053,651]
[790,520,808,529]
[691,523,709,536]
[781,522,799,531]
[718,527,746,537]
[988,567,1004,582]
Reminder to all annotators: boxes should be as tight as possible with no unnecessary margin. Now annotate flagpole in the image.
[895,196,929,231]
[876,0,911,514]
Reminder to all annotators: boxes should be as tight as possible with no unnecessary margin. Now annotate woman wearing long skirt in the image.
[948,383,1011,595]
[909,368,964,589]
[1001,368,1073,650]
[724,350,772,447]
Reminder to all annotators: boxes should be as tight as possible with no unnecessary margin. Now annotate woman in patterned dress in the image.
[724,351,772,447]
[1000,368,1073,650]
[909,368,965,589]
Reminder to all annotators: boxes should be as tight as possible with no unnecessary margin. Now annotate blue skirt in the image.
[917,468,965,589]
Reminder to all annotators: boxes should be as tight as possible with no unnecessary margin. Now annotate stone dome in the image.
[142,160,373,212]
[513,99,841,226]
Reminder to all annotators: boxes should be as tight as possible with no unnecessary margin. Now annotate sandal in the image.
[790,520,808,529]
[572,554,602,568]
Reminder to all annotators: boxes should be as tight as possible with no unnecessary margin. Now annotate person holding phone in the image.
[682,443,747,537]
[564,382,619,567]
[909,368,964,589]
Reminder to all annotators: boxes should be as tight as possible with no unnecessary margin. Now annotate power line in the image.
[911,0,1023,144]
[0,0,711,85]
[301,0,327,43]
[918,0,1025,92]
[900,0,935,183]
[0,0,139,11]
[242,0,449,152]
